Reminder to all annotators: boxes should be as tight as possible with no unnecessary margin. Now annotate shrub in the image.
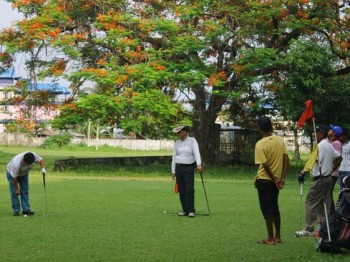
[41,133,72,149]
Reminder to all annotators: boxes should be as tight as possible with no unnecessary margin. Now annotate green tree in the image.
[120,89,190,139]
[52,93,126,133]
[2,1,350,163]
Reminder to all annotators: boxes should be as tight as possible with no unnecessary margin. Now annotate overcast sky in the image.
[1,1,26,77]
[0,0,23,29]
[0,1,70,86]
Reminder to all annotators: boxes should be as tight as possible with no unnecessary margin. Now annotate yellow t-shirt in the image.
[255,134,287,181]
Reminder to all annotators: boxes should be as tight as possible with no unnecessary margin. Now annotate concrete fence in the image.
[0,133,174,151]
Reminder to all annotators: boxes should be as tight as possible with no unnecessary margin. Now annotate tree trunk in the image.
[191,85,226,166]
[293,129,301,160]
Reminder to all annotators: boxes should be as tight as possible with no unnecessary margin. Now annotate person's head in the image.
[328,124,343,140]
[23,152,35,165]
[315,125,328,143]
[257,116,272,133]
[340,128,349,144]
[172,125,190,140]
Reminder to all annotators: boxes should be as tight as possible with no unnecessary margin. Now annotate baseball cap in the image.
[330,124,343,137]
[315,124,328,134]
[172,125,187,133]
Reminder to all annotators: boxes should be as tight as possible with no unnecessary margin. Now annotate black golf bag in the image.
[319,188,350,253]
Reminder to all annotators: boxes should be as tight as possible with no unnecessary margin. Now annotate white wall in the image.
[0,133,174,151]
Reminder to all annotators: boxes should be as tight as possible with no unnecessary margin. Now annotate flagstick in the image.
[312,118,317,143]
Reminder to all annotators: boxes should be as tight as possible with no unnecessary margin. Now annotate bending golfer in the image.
[254,116,289,245]
[296,125,342,236]
[171,125,202,218]
[6,152,46,216]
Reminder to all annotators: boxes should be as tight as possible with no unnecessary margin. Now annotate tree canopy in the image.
[2,0,350,163]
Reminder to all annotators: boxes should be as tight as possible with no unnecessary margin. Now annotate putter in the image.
[42,172,48,217]
[199,171,211,216]
[163,210,210,216]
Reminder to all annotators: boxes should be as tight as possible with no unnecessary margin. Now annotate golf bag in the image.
[319,188,350,253]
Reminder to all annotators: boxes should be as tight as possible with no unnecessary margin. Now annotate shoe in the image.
[188,212,195,217]
[13,213,19,216]
[23,210,35,216]
[295,229,313,237]
[178,211,187,216]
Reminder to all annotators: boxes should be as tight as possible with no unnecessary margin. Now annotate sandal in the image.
[275,238,283,243]
[257,239,275,245]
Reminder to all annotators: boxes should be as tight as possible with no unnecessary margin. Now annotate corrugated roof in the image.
[0,68,19,79]
[18,83,71,95]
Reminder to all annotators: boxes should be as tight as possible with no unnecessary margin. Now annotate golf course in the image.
[0,145,349,262]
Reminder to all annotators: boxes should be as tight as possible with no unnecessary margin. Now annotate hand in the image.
[41,167,47,175]
[277,179,285,189]
[298,172,305,184]
[15,188,20,196]
[172,173,176,180]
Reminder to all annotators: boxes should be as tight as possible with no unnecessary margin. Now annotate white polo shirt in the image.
[312,139,340,177]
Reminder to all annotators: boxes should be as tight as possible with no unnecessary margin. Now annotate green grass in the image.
[0,146,349,261]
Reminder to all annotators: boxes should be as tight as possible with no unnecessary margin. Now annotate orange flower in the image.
[97,59,106,66]
[234,65,244,75]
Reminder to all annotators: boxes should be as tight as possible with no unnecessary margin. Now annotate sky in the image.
[0,1,69,86]
[0,1,23,29]
[0,1,27,78]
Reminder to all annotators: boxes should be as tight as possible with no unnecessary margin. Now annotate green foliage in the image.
[3,0,350,163]
[52,93,126,130]
[276,39,350,128]
[121,89,189,139]
[41,133,72,149]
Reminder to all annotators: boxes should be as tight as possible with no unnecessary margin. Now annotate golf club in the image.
[42,172,48,217]
[299,181,303,230]
[163,210,210,216]
[317,172,332,253]
[199,171,211,216]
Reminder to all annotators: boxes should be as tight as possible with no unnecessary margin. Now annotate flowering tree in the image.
[1,0,350,163]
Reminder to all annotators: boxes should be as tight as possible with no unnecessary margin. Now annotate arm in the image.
[192,139,203,172]
[278,153,289,189]
[332,156,342,174]
[171,143,176,180]
[39,159,47,175]
[262,163,278,188]
[13,177,20,195]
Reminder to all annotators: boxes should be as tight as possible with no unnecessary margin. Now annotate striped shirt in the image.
[339,141,350,172]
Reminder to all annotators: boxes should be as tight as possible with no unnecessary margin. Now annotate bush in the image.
[41,133,72,149]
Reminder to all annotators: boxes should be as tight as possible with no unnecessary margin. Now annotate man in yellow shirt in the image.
[254,116,289,244]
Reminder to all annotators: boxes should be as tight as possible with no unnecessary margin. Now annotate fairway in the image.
[0,173,349,262]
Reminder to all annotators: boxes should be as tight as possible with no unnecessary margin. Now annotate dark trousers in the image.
[176,163,195,213]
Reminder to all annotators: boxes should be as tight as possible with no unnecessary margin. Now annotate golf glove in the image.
[298,173,305,184]
[42,167,47,175]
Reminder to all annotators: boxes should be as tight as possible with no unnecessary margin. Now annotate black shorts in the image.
[256,179,280,219]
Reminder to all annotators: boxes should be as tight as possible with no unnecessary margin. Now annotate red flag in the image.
[297,100,314,129]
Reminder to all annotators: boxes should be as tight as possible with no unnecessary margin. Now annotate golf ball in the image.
[23,215,27,218]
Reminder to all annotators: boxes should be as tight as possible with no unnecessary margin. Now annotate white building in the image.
[0,68,70,133]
